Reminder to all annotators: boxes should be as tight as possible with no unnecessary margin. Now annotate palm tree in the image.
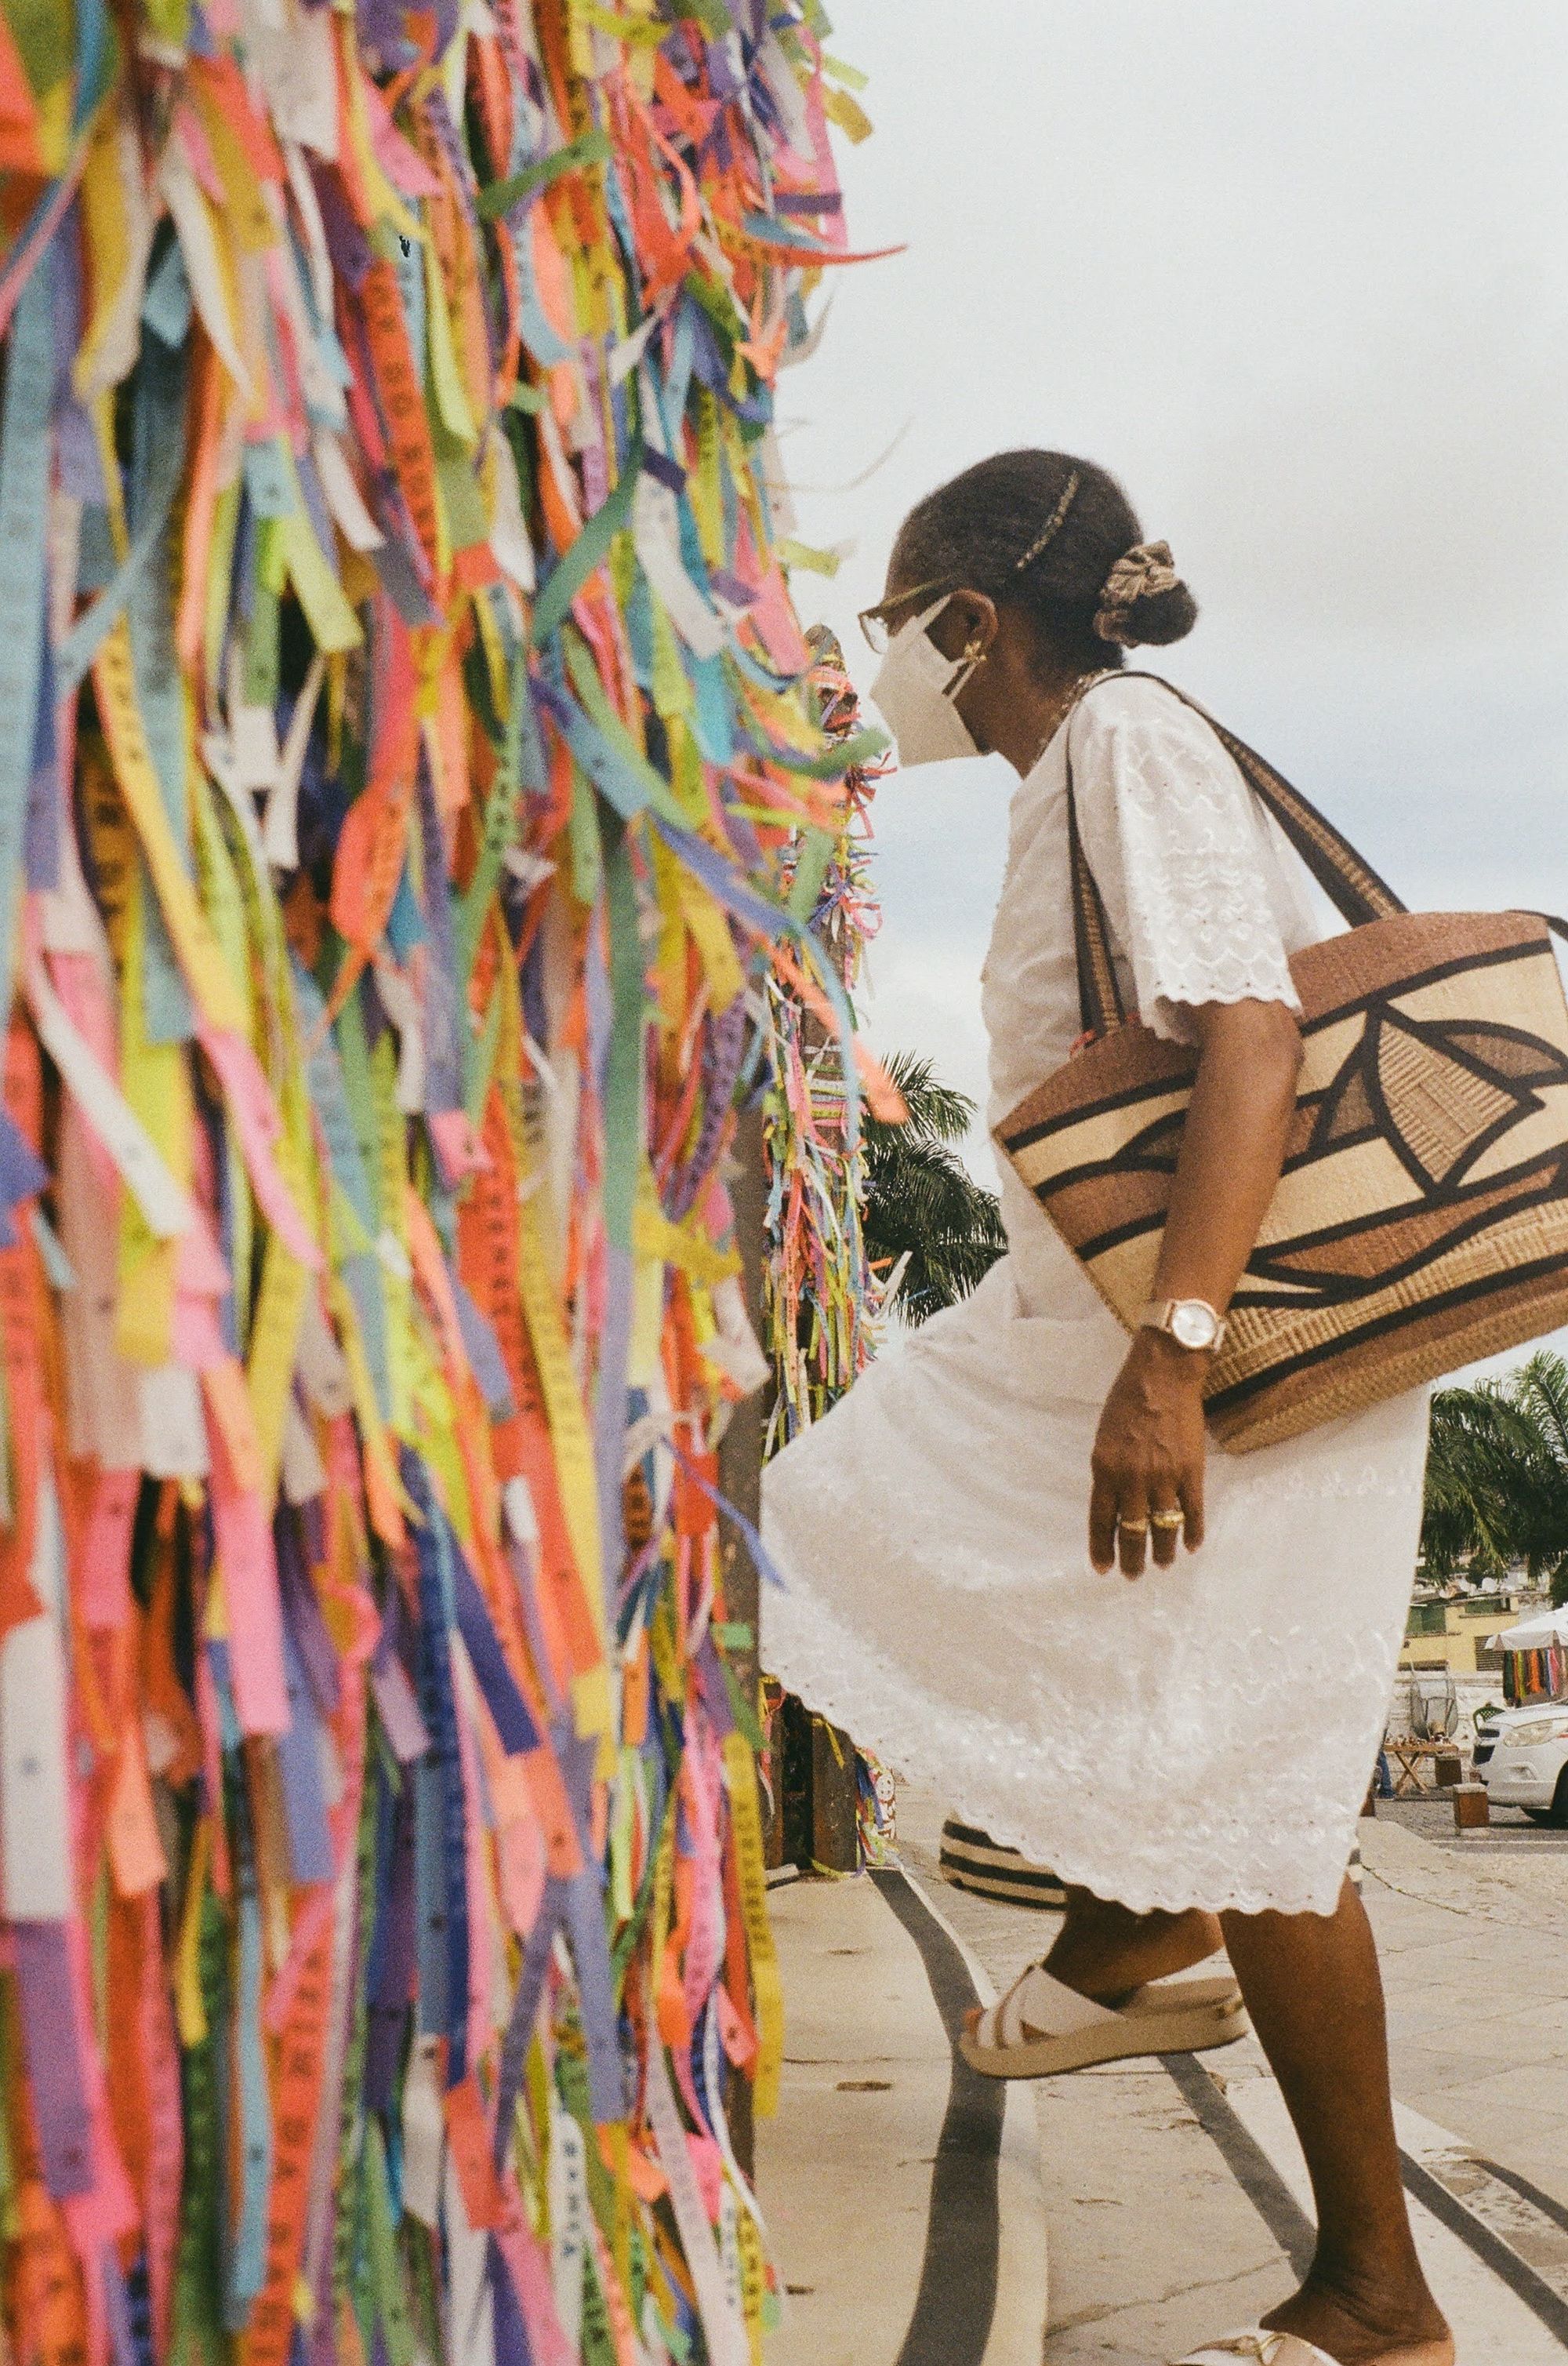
[862,1051,1007,1324]
[1422,1350,1568,1601]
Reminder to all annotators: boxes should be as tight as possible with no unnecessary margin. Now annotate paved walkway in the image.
[757,1854,1050,2366]
[1365,1808,1568,2212]
[760,1780,1568,2365]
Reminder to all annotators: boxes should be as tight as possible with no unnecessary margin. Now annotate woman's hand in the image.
[1089,1330,1208,1576]
[1083,995,1302,1579]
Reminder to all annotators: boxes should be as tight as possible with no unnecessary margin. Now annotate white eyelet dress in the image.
[760,674,1430,1917]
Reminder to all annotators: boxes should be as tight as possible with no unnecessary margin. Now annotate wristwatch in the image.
[1139,1296,1227,1353]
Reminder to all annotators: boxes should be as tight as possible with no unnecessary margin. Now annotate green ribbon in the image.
[602,822,644,1255]
[751,723,889,781]
[365,2121,417,2366]
[529,444,642,649]
[786,827,833,925]
[561,628,688,827]
[477,129,614,223]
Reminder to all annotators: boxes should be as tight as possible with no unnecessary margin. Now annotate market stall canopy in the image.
[1494,1609,1568,1648]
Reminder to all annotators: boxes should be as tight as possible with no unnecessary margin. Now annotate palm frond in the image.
[1423,1358,1568,1581]
[1510,1351,1568,1463]
[862,1054,1006,1324]
[866,1049,978,1150]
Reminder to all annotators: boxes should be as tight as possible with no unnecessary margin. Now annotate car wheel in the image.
[1548,1768,1568,1830]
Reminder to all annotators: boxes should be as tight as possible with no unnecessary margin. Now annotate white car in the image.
[1475,1699,1568,1824]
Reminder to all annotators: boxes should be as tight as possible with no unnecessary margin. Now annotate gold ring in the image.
[1116,1517,1149,1535]
[1149,1511,1184,1532]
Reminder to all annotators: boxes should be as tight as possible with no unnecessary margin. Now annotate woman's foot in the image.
[962,1893,1225,2040]
[1260,2266,1454,2364]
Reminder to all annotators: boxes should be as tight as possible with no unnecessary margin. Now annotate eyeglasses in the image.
[856,576,953,655]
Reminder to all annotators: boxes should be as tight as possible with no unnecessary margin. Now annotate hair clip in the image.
[1014,470,1082,573]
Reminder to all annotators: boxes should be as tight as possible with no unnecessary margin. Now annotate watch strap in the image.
[1139,1297,1227,1350]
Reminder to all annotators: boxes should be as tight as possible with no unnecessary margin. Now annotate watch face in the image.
[1170,1301,1218,1350]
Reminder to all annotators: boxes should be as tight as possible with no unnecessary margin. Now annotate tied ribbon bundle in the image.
[762,631,892,1446]
[0,2,883,2365]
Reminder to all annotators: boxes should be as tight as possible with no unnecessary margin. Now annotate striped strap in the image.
[1066,754,1127,1039]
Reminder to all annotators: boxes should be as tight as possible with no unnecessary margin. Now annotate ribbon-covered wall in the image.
[0,2,880,2362]
[761,629,887,1452]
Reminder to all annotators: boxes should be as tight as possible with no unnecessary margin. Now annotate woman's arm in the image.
[1087,996,1303,1577]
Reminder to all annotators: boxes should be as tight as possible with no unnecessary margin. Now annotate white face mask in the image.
[868,596,984,766]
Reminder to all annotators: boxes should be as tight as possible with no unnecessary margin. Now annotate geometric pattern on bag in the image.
[996,676,1568,1452]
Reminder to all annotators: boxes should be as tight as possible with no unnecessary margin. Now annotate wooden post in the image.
[716,1099,767,2179]
[1453,1783,1490,1830]
[810,1717,861,1872]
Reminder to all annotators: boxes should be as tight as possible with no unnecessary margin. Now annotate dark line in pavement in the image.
[1479,2157,1568,2239]
[870,1866,1004,2366]
[1160,2053,1317,2280]
[1400,2153,1568,2345]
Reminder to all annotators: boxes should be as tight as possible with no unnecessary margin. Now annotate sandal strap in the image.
[1171,2334,1340,2365]
[994,1962,1122,2050]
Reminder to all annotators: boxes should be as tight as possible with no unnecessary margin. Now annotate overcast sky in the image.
[784,0,1568,1203]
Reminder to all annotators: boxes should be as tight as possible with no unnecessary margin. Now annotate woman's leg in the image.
[1221,1879,1452,2363]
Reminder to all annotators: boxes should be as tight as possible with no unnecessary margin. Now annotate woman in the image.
[761,450,1451,2366]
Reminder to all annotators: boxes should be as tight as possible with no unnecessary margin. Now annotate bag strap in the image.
[1065,735,1129,1038]
[1062,670,1408,1041]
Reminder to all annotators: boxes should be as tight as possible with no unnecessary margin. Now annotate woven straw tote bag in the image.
[995,674,1568,1452]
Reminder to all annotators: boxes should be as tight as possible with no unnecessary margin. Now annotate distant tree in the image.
[1422,1350,1568,1601]
[862,1051,1007,1325]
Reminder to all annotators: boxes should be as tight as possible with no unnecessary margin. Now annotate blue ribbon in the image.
[491,1877,568,2171]
[403,1452,473,2085]
[275,1619,337,1887]
[562,1868,626,2124]
[448,1540,540,1755]
[0,249,57,1014]
[669,1442,786,1591]
[224,1709,274,2321]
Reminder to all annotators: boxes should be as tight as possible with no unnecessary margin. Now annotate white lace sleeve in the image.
[1069,678,1304,1045]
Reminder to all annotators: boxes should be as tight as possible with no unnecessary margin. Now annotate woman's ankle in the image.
[1263,2260,1451,2359]
[1044,1902,1224,2001]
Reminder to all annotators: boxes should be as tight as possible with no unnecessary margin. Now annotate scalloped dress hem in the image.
[760,1554,1374,1920]
[759,1226,1429,1922]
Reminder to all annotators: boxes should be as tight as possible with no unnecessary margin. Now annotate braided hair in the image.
[891,449,1198,663]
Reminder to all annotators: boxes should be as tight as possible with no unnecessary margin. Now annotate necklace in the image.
[1029,669,1103,769]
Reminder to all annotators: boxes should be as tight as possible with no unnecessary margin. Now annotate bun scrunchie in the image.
[1094,540,1180,645]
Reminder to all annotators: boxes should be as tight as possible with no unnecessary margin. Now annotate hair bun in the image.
[1094,540,1197,648]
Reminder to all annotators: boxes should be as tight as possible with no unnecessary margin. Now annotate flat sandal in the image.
[959,1958,1247,2080]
